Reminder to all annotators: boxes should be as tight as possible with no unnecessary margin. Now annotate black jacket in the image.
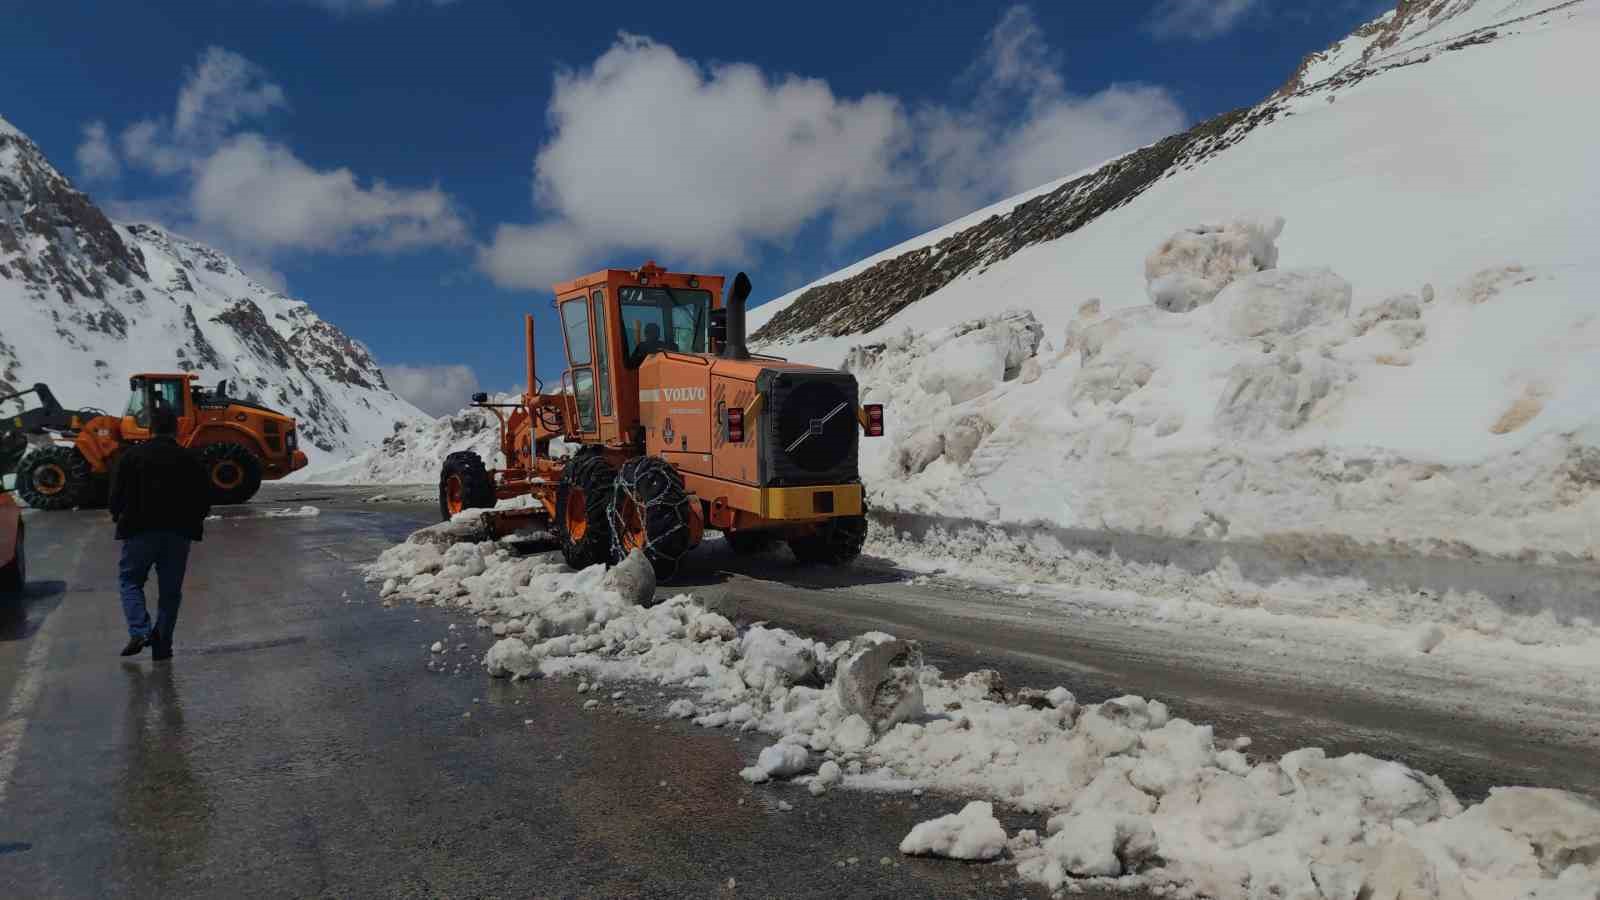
[109,437,212,542]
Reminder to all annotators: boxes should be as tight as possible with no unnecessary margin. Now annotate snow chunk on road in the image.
[834,636,924,734]
[263,505,321,518]
[809,760,843,796]
[900,801,1008,860]
[738,626,817,690]
[740,741,810,783]
[484,638,538,679]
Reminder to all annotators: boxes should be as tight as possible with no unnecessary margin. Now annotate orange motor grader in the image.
[439,262,884,580]
[4,374,307,509]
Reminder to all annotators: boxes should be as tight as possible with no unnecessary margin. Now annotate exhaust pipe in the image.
[722,272,752,361]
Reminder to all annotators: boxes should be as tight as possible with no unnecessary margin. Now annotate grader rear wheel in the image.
[556,449,617,570]
[609,456,692,582]
[787,511,868,566]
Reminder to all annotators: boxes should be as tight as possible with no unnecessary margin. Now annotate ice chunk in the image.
[602,549,657,607]
[834,637,924,733]
[900,801,1008,860]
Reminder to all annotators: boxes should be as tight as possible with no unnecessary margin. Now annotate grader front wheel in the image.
[439,450,495,521]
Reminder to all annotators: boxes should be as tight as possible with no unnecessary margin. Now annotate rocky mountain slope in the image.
[752,0,1588,344]
[0,113,423,458]
[746,0,1600,565]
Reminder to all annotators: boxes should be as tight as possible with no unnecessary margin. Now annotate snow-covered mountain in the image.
[749,0,1600,561]
[0,113,425,459]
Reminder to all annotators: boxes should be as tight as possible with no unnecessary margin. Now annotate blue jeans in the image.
[119,532,192,648]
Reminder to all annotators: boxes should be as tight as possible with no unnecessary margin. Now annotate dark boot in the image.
[119,634,148,657]
[150,637,172,661]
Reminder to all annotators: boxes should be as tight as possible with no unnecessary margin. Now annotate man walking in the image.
[109,407,211,660]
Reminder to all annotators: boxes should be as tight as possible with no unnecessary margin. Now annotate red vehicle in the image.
[0,490,22,597]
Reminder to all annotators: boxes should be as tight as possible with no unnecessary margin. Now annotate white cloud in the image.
[907,7,1187,226]
[175,46,287,139]
[384,363,480,417]
[75,121,119,181]
[481,6,1186,290]
[89,46,466,257]
[1147,0,1262,40]
[190,134,466,252]
[481,34,908,290]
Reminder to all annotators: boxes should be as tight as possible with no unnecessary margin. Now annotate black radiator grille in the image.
[758,369,859,487]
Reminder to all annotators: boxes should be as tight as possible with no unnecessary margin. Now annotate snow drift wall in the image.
[837,217,1600,574]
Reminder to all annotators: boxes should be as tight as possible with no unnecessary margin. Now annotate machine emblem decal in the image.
[662,418,675,445]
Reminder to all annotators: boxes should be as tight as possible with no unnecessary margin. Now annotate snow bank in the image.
[833,222,1600,571]
[365,520,1598,899]
[290,402,504,484]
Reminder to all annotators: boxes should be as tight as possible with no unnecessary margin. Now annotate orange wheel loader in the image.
[1,375,308,509]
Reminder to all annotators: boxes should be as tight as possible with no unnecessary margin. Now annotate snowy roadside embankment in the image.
[750,217,1600,649]
[815,218,1600,566]
[287,400,506,485]
[363,517,1600,899]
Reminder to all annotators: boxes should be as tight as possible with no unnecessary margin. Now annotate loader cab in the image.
[122,374,194,440]
[551,263,725,447]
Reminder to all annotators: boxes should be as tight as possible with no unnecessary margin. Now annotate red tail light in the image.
[727,407,745,443]
[864,404,884,437]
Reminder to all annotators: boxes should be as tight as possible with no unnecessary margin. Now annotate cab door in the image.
[119,377,187,441]
[559,297,600,439]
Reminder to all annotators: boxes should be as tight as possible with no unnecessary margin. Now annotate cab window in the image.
[592,290,612,417]
[619,287,711,367]
[560,299,596,432]
[126,378,184,428]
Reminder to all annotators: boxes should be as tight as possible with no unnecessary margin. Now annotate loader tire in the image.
[557,449,617,570]
[439,450,496,521]
[609,456,692,582]
[16,446,95,510]
[787,513,868,567]
[723,530,778,555]
[200,443,264,506]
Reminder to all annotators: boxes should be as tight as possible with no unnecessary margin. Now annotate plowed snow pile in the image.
[805,217,1600,564]
[289,394,543,484]
[366,520,1600,899]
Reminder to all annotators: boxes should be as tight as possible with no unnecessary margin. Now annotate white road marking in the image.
[0,534,86,809]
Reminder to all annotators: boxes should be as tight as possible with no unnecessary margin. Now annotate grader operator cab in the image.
[439,262,884,580]
[2,374,308,510]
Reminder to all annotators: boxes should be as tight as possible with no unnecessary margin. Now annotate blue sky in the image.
[2,0,1385,414]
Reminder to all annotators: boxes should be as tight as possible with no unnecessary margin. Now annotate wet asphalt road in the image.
[2,485,1595,898]
[0,492,1069,900]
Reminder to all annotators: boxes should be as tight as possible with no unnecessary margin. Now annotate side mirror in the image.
[471,392,489,404]
[216,379,229,398]
[708,308,728,344]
